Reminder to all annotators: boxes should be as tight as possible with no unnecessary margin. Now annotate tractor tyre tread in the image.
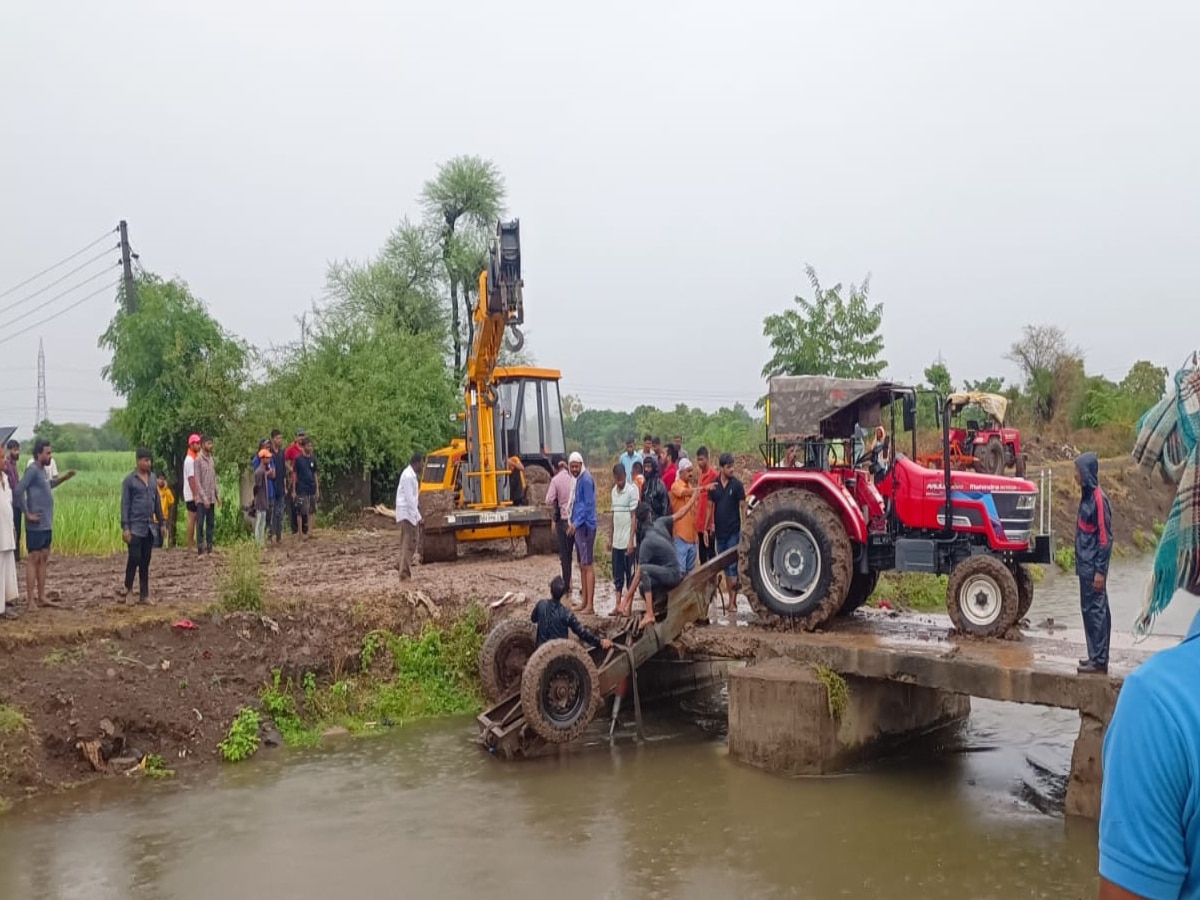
[946,555,1020,638]
[479,617,537,704]
[1011,562,1035,621]
[839,570,879,616]
[520,639,601,744]
[738,489,853,631]
[525,523,557,557]
[420,529,458,564]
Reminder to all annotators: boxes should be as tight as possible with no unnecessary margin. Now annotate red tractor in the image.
[745,377,1052,637]
[917,391,1026,477]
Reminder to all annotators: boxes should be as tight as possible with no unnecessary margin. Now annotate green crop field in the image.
[21,451,242,557]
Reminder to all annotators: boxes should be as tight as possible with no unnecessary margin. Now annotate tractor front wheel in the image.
[838,570,879,616]
[479,617,537,703]
[738,489,853,630]
[1011,562,1035,622]
[520,639,601,744]
[946,555,1020,638]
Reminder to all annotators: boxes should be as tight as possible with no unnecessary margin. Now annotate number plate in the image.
[478,512,508,524]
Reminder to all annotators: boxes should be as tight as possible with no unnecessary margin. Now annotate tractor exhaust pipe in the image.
[942,394,953,534]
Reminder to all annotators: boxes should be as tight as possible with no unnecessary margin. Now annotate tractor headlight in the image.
[1016,494,1036,511]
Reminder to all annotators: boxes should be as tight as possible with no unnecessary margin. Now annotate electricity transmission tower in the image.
[35,338,48,426]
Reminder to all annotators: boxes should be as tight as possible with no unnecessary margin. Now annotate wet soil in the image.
[0,525,561,806]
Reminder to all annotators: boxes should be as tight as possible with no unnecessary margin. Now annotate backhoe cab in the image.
[745,377,1053,637]
[419,220,565,563]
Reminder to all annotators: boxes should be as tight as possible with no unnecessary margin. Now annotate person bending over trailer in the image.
[531,576,613,650]
[617,489,702,630]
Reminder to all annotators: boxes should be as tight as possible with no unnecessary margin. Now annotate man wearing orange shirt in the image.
[670,458,699,574]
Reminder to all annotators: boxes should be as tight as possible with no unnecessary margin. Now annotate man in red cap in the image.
[182,433,201,549]
[284,429,306,537]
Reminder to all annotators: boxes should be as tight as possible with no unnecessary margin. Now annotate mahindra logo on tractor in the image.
[925,481,1029,494]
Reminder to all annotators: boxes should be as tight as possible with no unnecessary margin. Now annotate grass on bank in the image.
[0,704,29,735]
[251,606,488,752]
[218,541,264,612]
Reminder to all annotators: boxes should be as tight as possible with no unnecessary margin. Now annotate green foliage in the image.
[1054,546,1076,572]
[1121,361,1168,410]
[239,313,457,502]
[100,273,249,497]
[218,708,261,762]
[870,573,947,611]
[219,541,264,612]
[761,266,886,381]
[813,665,849,720]
[1005,325,1083,425]
[924,360,953,398]
[565,402,761,460]
[32,415,129,453]
[0,704,29,734]
[963,376,1006,394]
[260,670,320,747]
[143,754,175,779]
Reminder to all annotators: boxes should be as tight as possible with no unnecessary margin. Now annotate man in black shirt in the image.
[292,438,319,539]
[120,448,163,604]
[269,430,288,544]
[618,489,701,629]
[531,576,613,649]
[709,452,747,620]
[638,455,671,541]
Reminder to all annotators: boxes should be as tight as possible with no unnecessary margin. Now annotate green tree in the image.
[421,156,506,377]
[239,312,457,502]
[100,273,249,492]
[761,266,886,381]
[1120,360,1168,409]
[1005,325,1082,425]
[963,376,1006,394]
[923,360,953,398]
[324,219,446,339]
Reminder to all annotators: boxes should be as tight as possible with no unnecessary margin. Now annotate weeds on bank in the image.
[144,754,175,778]
[814,665,849,720]
[259,608,489,748]
[219,708,261,762]
[0,704,29,735]
[870,573,947,611]
[1054,546,1076,573]
[42,646,86,667]
[219,541,264,612]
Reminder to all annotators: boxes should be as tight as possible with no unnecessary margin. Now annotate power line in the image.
[0,280,120,349]
[0,247,120,317]
[0,228,118,300]
[0,264,120,330]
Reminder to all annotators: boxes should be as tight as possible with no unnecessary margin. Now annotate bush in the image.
[219,541,264,611]
[218,708,261,762]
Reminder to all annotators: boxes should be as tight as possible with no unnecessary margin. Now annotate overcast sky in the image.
[1,1,1197,436]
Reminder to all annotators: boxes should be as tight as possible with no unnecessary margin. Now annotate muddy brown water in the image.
[1,558,1189,900]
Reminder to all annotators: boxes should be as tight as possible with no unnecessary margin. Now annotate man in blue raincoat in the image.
[1074,452,1113,675]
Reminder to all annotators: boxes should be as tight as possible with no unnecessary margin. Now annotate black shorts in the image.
[26,529,52,552]
[186,501,198,513]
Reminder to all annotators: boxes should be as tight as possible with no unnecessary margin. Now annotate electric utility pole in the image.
[119,219,138,312]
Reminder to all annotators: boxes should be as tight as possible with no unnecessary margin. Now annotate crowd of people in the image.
[0,428,321,619]
[546,435,746,631]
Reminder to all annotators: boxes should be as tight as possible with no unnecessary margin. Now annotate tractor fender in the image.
[747,471,868,545]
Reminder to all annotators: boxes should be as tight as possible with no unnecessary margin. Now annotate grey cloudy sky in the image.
[2,1,1197,436]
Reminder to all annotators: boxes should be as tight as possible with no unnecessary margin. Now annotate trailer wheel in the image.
[479,618,537,704]
[973,437,1005,476]
[946,555,1020,637]
[838,570,879,616]
[520,639,600,744]
[420,530,457,563]
[1011,562,1035,621]
[739,488,853,630]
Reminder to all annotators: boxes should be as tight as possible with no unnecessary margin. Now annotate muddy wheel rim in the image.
[959,573,1002,627]
[758,521,821,608]
[496,643,531,691]
[539,657,589,727]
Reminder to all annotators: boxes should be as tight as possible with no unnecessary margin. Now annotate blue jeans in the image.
[674,537,697,575]
[716,533,739,580]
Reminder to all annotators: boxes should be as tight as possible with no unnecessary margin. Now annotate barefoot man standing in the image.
[18,439,75,608]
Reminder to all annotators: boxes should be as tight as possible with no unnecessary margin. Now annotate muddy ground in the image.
[0,524,563,807]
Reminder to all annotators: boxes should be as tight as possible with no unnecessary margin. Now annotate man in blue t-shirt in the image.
[567,452,597,616]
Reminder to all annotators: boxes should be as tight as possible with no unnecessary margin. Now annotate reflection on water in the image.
[0,558,1175,900]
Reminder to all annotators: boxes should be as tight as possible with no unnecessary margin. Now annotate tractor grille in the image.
[990,491,1038,544]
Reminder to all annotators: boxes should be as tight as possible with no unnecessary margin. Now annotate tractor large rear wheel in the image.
[838,570,879,616]
[520,639,601,744]
[973,437,1006,476]
[525,523,556,557]
[738,489,853,630]
[420,529,458,563]
[946,555,1020,638]
[479,617,537,704]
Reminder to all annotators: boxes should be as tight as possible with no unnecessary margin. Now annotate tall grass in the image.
[32,451,242,557]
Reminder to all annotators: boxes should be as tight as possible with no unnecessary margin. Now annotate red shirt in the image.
[662,463,678,490]
[284,442,302,464]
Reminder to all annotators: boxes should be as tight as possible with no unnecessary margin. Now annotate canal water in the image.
[1,559,1193,900]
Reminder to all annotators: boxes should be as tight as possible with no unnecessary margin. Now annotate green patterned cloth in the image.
[1131,353,1200,636]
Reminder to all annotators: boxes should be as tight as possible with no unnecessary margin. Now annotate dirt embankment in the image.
[0,524,561,808]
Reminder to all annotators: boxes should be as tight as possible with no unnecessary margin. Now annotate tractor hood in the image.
[924,467,1037,496]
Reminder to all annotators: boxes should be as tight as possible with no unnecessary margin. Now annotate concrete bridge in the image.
[670,610,1176,820]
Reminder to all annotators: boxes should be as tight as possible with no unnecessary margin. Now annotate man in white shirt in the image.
[181,433,201,549]
[609,463,639,598]
[395,452,424,580]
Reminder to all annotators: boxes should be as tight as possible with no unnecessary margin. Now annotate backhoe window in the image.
[519,382,541,456]
[541,381,566,455]
[422,457,448,485]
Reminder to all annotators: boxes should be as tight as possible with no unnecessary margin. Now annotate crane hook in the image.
[504,325,525,354]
